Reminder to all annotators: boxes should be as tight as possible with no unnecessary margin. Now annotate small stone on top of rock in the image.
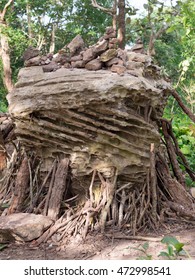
[22,27,160,78]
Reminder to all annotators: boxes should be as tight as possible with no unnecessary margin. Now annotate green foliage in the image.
[0,203,9,209]
[65,0,112,46]
[0,61,8,112]
[159,236,186,260]
[174,122,195,187]
[130,236,190,260]
[0,243,8,251]
[151,0,195,185]
[163,106,195,187]
[154,33,183,81]
[0,96,8,113]
[128,242,153,260]
[126,0,176,43]
[5,26,29,81]
[164,0,195,87]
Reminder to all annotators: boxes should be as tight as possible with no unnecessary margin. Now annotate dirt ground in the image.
[1,225,195,260]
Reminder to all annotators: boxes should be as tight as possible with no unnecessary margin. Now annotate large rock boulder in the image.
[7,65,172,197]
[0,213,53,242]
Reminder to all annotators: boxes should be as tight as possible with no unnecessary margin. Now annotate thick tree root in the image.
[0,128,195,245]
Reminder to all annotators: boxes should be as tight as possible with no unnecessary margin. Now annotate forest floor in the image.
[1,224,195,260]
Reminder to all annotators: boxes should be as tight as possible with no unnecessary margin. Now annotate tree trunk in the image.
[0,27,14,92]
[91,0,126,48]
[112,0,117,31]
[147,32,155,56]
[0,0,14,93]
[117,0,126,49]
[8,157,30,214]
[49,23,57,53]
[47,158,69,220]
[26,1,33,39]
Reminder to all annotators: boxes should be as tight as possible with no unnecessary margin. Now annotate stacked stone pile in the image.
[22,27,162,78]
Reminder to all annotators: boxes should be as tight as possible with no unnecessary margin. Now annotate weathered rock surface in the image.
[24,56,41,67]
[111,64,126,75]
[22,47,40,61]
[70,54,83,62]
[67,34,85,56]
[93,39,108,55]
[106,57,123,67]
[127,52,150,63]
[42,61,60,72]
[100,49,117,62]
[71,60,85,68]
[82,48,96,63]
[0,213,53,242]
[85,58,102,70]
[130,39,144,54]
[7,65,172,196]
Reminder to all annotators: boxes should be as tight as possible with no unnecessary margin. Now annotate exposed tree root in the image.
[105,234,162,242]
[0,115,195,245]
[171,90,195,123]
[161,119,187,187]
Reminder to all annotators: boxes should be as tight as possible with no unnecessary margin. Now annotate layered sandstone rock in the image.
[7,59,172,196]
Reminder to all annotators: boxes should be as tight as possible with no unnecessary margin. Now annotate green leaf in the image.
[166,25,176,33]
[174,243,185,253]
[168,245,174,256]
[158,251,171,259]
[181,145,191,155]
[143,4,148,9]
[0,203,9,209]
[187,136,195,143]
[0,244,8,251]
[142,242,149,251]
[161,236,180,246]
[177,249,187,256]
[126,17,131,25]
[137,255,153,260]
[158,5,164,14]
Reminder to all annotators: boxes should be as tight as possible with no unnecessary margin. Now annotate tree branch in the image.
[172,90,195,123]
[91,0,114,16]
[155,23,170,39]
[147,24,170,56]
[162,120,187,188]
[0,0,14,22]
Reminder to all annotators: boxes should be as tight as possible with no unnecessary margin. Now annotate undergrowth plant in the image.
[159,236,189,260]
[0,244,7,251]
[129,236,191,260]
[130,242,153,260]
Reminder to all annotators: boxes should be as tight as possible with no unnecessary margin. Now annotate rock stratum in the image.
[8,59,172,195]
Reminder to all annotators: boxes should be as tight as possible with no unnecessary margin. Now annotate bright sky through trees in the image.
[129,0,177,12]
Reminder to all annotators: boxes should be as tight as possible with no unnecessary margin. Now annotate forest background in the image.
[0,0,194,187]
